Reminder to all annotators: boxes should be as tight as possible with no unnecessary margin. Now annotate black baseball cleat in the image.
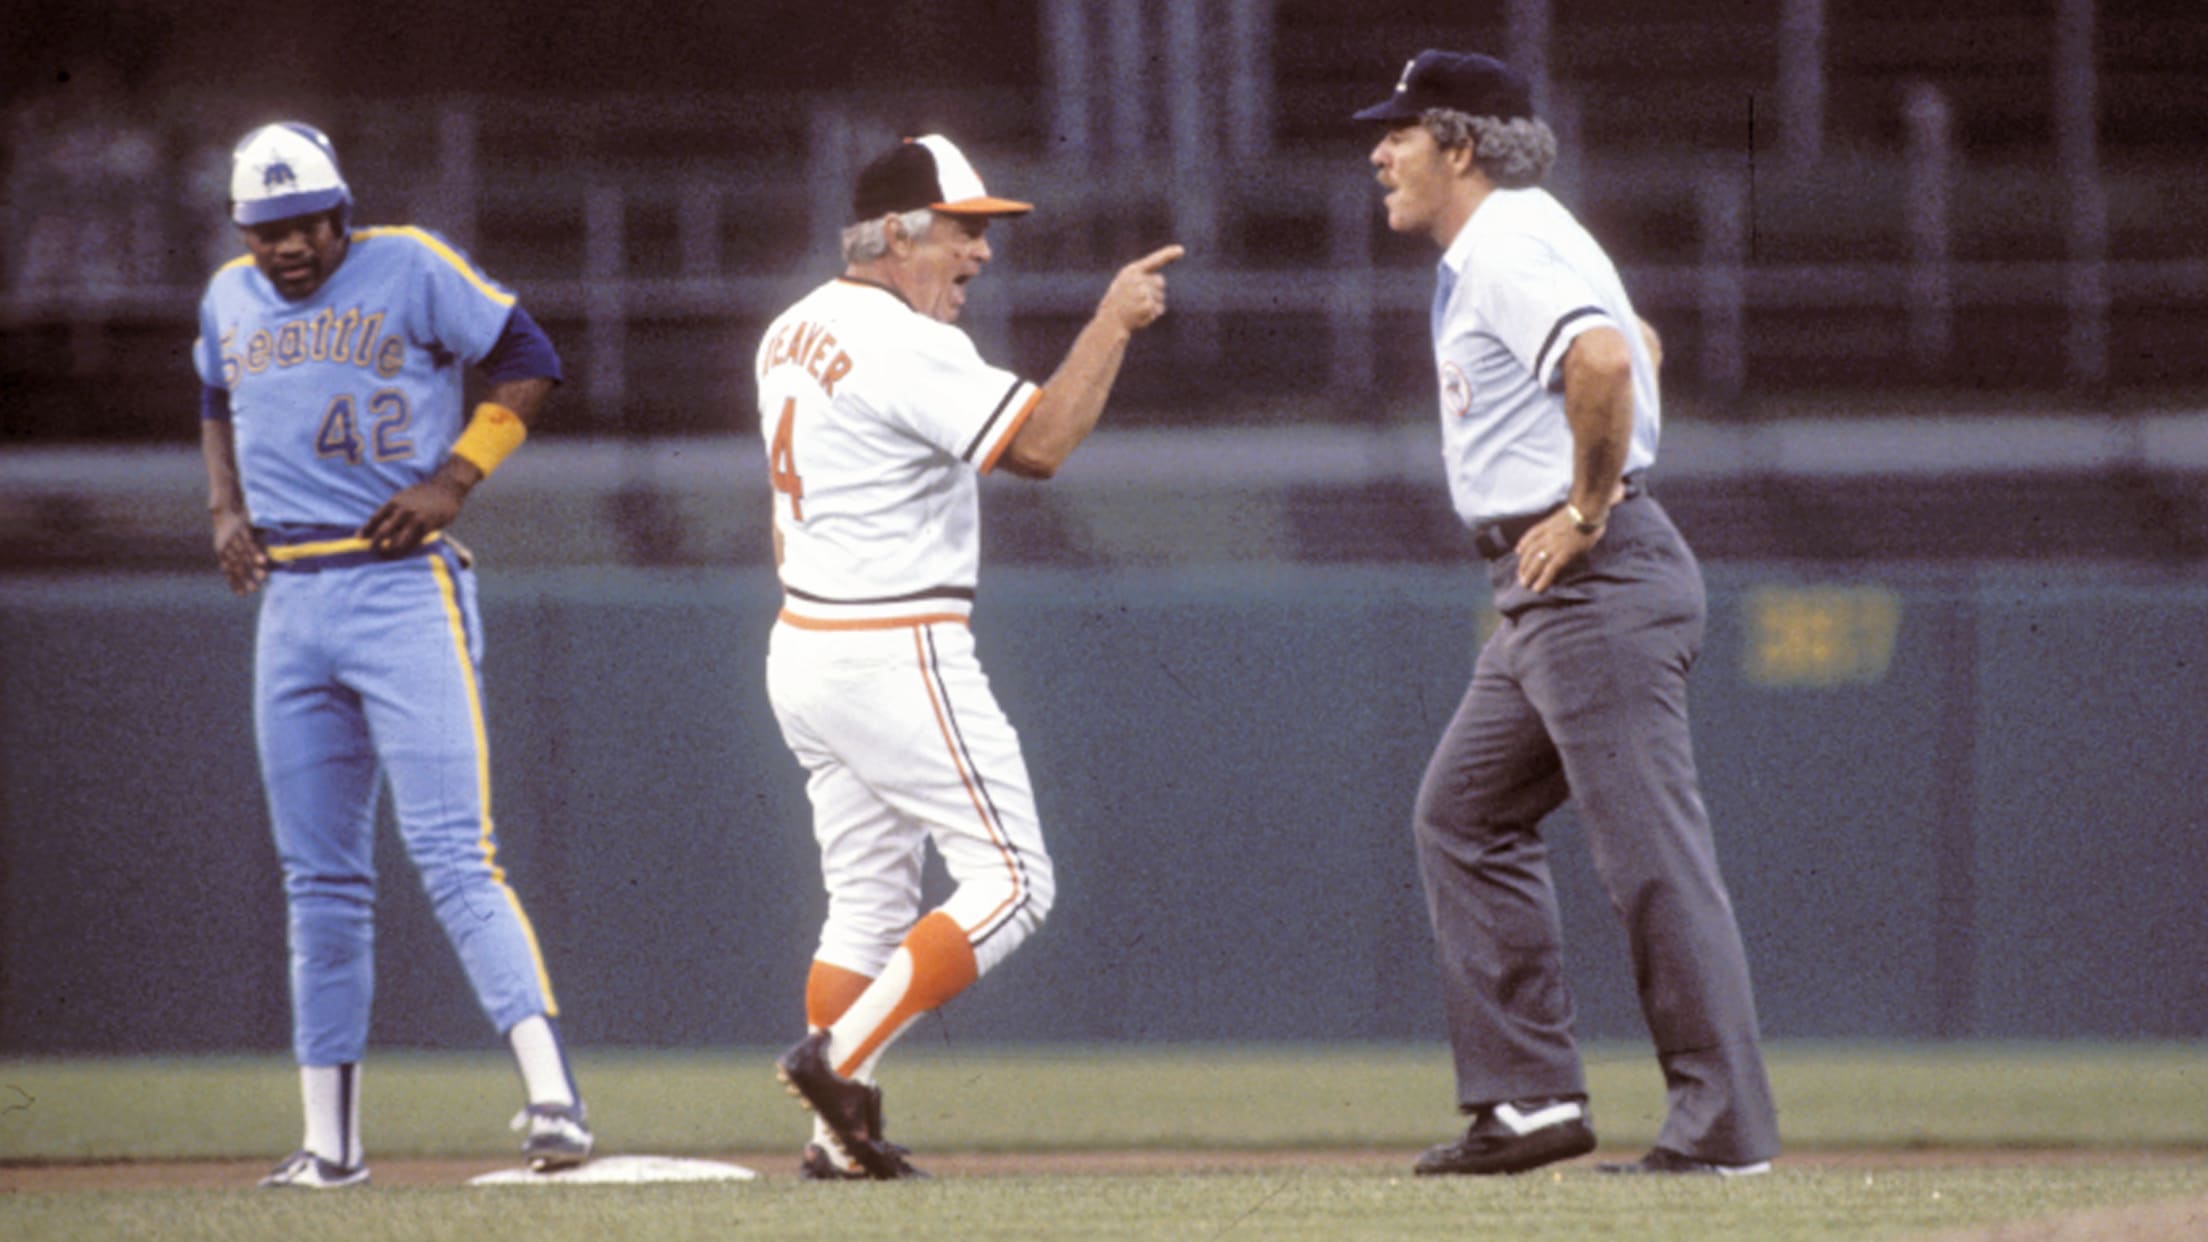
[800,1140,929,1181]
[853,1090,929,1179]
[860,1140,928,1180]
[775,1031,919,1179]
[798,1143,868,1181]
[1414,1096,1597,1176]
[1596,1147,1772,1177]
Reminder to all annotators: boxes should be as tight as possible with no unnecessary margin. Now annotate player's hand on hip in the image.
[1100,244,1185,333]
[212,510,270,596]
[360,475,467,556]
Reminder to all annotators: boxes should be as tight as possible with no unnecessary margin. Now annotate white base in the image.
[469,1155,758,1186]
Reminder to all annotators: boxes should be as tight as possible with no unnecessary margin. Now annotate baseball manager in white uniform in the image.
[1358,51,1780,1177]
[757,133,1180,1179]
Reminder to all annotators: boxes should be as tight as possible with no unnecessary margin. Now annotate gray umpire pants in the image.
[1413,491,1780,1165]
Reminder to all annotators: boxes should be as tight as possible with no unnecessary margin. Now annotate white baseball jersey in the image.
[756,277,1042,627]
[755,272,1055,990]
[1432,186,1660,526]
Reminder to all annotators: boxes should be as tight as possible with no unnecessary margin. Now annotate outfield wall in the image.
[3,564,2204,1053]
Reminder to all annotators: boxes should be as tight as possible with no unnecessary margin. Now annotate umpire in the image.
[1356,51,1780,1176]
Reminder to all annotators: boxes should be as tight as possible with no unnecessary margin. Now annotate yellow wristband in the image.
[451,402,527,476]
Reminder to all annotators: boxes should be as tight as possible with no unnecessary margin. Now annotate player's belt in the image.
[262,527,449,573]
[777,583,976,630]
[1470,473,1645,561]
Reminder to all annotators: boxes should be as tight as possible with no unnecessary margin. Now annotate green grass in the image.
[4,1041,2206,1241]
[6,1040,2206,1160]
[6,1166,2208,1242]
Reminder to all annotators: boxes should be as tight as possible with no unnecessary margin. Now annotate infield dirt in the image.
[4,1145,2198,1189]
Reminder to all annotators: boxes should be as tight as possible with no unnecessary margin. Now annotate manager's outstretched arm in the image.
[999,244,1184,480]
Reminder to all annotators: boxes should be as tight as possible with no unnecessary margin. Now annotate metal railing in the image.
[7,0,2204,437]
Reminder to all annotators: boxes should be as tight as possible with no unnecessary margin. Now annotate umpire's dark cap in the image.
[852,134,1032,221]
[1353,50,1535,124]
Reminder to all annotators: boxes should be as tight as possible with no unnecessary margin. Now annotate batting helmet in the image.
[228,122,351,226]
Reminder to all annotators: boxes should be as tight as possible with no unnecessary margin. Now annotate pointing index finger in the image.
[1134,244,1186,272]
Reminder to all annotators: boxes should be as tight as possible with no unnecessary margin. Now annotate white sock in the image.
[848,1015,923,1085]
[300,1063,361,1168]
[827,951,923,1081]
[812,1116,859,1170]
[508,1015,577,1108]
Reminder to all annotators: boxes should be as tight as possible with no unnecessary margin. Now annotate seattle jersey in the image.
[193,227,519,528]
[1433,187,1660,526]
[756,277,1042,626]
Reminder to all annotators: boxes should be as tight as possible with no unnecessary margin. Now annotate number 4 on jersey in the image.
[316,394,365,465]
[770,397,805,520]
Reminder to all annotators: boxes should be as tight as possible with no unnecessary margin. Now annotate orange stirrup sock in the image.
[806,960,874,1030]
[830,912,979,1078]
[897,911,980,1013]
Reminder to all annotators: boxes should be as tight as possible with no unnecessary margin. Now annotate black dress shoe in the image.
[1414,1097,1596,1176]
[1596,1146,1772,1177]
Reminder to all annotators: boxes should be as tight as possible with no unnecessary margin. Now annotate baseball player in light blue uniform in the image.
[194,122,591,1188]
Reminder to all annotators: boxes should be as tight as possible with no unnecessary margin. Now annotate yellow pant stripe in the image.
[427,552,558,1016]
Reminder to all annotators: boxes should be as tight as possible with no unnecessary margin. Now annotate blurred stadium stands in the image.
[4,0,2205,566]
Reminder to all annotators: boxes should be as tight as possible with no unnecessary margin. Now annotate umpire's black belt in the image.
[1470,474,1644,561]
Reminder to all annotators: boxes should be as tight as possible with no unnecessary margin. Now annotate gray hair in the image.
[841,207,936,264]
[1421,108,1557,189]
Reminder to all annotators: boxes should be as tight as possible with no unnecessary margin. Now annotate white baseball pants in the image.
[766,618,1054,980]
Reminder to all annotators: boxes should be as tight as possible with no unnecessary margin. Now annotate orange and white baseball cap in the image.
[851,134,1032,220]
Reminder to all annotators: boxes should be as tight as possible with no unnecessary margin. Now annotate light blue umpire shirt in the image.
[1430,186,1662,528]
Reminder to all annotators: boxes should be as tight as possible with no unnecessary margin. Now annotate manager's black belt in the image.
[1471,474,1644,561]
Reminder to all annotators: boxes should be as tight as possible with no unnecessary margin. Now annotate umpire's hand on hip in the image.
[1513,479,1629,593]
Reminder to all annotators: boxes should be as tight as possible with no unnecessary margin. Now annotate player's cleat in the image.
[798,1142,869,1181]
[858,1135,929,1180]
[1596,1147,1771,1177]
[1414,1096,1597,1176]
[799,1136,928,1180]
[512,1102,594,1171]
[856,1085,930,1179]
[258,1149,370,1189]
[776,1031,917,1180]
